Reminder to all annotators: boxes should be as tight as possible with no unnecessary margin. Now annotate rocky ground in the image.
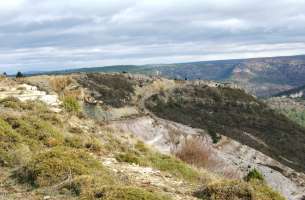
[109,115,305,200]
[0,74,302,200]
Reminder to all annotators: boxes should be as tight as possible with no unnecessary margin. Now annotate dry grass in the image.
[63,89,82,100]
[175,137,241,179]
[175,137,216,168]
[50,76,72,93]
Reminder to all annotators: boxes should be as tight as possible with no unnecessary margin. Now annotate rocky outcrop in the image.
[0,83,61,112]
[110,116,305,200]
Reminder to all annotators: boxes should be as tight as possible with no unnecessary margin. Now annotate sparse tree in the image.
[16,71,24,78]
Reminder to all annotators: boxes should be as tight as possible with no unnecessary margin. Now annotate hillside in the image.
[266,97,305,128]
[145,84,305,172]
[265,84,305,128]
[274,84,305,99]
[28,55,305,97]
[1,74,304,199]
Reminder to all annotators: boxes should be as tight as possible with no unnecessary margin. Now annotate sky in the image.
[0,0,305,73]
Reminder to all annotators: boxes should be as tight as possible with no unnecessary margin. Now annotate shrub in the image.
[115,151,140,164]
[16,147,112,187]
[245,169,264,182]
[84,137,103,152]
[175,137,214,168]
[194,179,285,200]
[5,116,64,147]
[0,97,25,110]
[135,141,149,153]
[207,128,221,144]
[149,153,200,182]
[0,118,27,166]
[50,76,72,93]
[64,135,84,149]
[250,179,285,200]
[194,180,253,200]
[61,175,117,197]
[116,146,200,182]
[63,96,81,113]
[0,97,50,113]
[81,186,171,200]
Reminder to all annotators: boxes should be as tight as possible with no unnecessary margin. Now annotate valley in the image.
[31,55,305,97]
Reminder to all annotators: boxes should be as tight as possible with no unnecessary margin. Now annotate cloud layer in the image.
[0,0,305,73]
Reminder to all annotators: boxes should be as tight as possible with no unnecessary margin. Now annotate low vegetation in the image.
[50,76,73,93]
[175,137,214,168]
[15,147,111,187]
[116,141,201,182]
[63,96,81,113]
[0,97,176,199]
[146,85,305,172]
[194,179,285,200]
[76,73,136,107]
[245,169,264,182]
[0,80,287,200]
[267,97,305,128]
[80,186,170,200]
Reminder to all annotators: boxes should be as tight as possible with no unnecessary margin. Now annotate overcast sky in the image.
[0,0,305,73]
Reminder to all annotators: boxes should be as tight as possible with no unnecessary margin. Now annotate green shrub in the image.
[63,96,81,113]
[207,128,221,144]
[194,179,285,200]
[116,147,200,182]
[245,169,264,182]
[5,116,64,147]
[0,97,49,112]
[250,179,285,200]
[194,180,253,200]
[84,137,103,152]
[135,141,149,153]
[64,135,84,149]
[81,186,170,200]
[115,151,140,164]
[0,118,24,166]
[149,153,200,182]
[16,147,112,187]
[0,111,65,167]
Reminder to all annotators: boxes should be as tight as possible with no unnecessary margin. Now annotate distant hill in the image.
[274,84,305,99]
[27,54,305,97]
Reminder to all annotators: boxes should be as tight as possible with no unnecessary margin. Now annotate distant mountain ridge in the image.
[27,54,305,97]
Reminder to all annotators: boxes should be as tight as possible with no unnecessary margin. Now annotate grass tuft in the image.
[63,96,81,113]
[15,147,112,187]
[80,186,170,200]
[116,143,200,183]
[194,179,285,200]
[245,169,264,182]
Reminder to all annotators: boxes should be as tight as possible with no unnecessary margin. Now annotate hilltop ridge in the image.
[0,73,304,199]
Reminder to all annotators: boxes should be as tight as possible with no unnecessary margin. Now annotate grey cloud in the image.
[0,0,305,73]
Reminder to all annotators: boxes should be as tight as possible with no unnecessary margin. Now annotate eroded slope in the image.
[145,85,305,172]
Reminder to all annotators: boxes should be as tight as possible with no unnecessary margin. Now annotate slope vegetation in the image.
[0,76,286,200]
[145,84,305,172]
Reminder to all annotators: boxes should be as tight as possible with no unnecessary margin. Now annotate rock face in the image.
[0,83,61,112]
[110,115,305,200]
